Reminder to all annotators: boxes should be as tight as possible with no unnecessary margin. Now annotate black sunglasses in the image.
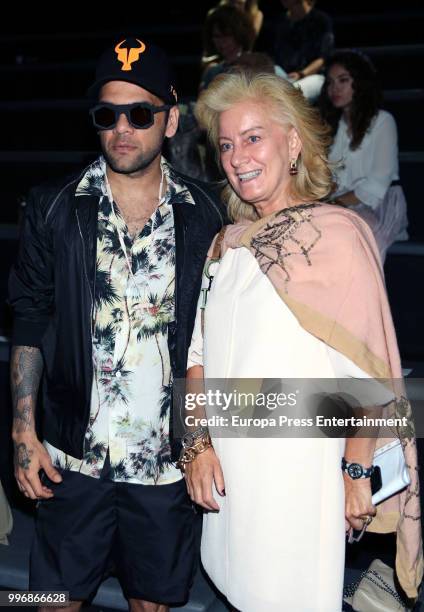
[89,102,172,130]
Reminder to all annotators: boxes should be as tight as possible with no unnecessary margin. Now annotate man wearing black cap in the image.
[9,37,226,611]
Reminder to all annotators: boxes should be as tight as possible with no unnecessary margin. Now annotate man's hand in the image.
[13,432,62,500]
[184,447,225,512]
[344,473,376,531]
[11,346,62,500]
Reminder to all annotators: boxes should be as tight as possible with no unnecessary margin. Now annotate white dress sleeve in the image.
[187,290,204,369]
[353,112,399,209]
[187,255,221,370]
[326,345,395,406]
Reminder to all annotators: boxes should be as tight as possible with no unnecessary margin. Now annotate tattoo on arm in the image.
[14,442,34,470]
[11,346,43,435]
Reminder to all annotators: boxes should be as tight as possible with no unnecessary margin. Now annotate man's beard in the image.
[101,140,163,175]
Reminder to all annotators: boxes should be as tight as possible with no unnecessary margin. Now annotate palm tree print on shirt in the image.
[45,156,192,485]
[91,164,177,482]
[129,421,173,484]
[132,291,174,386]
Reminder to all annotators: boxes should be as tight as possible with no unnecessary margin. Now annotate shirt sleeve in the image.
[319,30,335,60]
[317,14,334,60]
[305,12,334,65]
[353,113,399,210]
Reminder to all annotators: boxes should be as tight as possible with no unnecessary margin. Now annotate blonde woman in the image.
[181,72,422,611]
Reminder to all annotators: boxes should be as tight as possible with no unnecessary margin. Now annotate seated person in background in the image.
[201,0,263,73]
[233,51,276,75]
[223,0,264,37]
[168,47,278,181]
[319,50,408,262]
[200,4,256,91]
[271,0,334,101]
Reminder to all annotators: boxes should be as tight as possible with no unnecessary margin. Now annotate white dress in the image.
[187,246,374,612]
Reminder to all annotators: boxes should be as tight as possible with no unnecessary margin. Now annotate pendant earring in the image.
[289,158,298,175]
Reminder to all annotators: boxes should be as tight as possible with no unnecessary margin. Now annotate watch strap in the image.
[341,457,374,479]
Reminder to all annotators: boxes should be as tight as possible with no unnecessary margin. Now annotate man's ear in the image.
[165,105,179,138]
[287,127,302,159]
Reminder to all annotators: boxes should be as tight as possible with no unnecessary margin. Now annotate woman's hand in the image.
[184,447,225,512]
[343,473,376,531]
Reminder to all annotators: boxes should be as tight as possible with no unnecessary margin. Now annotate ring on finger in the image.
[360,515,373,526]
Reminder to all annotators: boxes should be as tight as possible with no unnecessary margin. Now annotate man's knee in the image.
[128,598,169,612]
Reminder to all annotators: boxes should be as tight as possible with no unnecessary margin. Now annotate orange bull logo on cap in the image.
[114,39,146,71]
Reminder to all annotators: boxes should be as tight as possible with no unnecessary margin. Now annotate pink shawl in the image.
[217,202,422,599]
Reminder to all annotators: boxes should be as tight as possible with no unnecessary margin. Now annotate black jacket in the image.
[9,165,226,461]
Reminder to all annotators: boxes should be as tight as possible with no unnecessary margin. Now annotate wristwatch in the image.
[341,457,374,479]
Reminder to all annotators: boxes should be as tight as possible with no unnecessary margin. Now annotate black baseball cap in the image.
[87,36,177,105]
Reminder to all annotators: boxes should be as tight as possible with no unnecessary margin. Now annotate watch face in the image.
[348,463,363,479]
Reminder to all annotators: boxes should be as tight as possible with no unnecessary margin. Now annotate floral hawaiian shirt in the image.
[45,156,194,484]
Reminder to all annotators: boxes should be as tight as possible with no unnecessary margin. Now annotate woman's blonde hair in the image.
[195,71,333,221]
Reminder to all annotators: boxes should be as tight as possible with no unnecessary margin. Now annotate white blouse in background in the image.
[329,110,399,211]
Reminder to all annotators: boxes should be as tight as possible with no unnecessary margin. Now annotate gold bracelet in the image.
[177,433,212,472]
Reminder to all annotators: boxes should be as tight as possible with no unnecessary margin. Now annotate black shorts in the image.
[30,468,197,604]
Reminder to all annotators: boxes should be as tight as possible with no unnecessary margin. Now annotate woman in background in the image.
[201,0,263,74]
[225,0,263,37]
[319,50,408,261]
[200,4,256,90]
